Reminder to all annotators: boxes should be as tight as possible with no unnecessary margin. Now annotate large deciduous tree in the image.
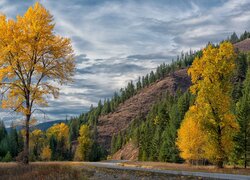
[0,3,75,164]
[181,42,239,168]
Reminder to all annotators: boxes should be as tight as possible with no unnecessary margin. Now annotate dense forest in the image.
[0,24,249,168]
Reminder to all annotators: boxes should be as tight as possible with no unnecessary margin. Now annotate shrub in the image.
[2,152,12,162]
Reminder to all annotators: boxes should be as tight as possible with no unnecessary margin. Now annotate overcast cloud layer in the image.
[0,0,250,126]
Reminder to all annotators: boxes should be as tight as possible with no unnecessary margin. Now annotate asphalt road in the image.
[83,161,250,180]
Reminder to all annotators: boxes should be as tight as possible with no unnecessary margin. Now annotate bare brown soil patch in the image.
[234,38,250,52]
[112,141,139,160]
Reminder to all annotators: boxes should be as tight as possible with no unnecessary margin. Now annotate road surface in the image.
[83,161,250,180]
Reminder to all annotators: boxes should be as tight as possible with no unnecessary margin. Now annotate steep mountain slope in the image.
[234,38,250,52]
[97,68,191,150]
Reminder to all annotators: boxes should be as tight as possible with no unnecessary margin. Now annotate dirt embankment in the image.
[112,141,139,160]
[97,68,191,151]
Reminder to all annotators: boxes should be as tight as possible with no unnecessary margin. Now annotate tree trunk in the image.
[245,156,247,169]
[216,122,224,168]
[23,114,30,164]
[244,131,247,168]
[217,160,223,168]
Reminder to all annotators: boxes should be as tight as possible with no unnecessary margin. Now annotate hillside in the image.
[234,38,250,52]
[97,68,191,150]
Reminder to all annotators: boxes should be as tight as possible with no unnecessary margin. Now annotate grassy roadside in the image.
[119,161,250,175]
[0,162,205,180]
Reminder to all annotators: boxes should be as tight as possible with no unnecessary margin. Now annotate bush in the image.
[29,152,36,162]
[2,151,12,162]
[41,146,52,161]
[16,151,25,163]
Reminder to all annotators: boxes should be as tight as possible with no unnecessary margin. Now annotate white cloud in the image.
[0,0,18,16]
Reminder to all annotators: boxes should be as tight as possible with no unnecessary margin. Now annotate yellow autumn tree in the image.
[74,125,92,161]
[30,129,45,159]
[186,42,239,168]
[46,123,70,148]
[40,146,51,161]
[176,106,206,162]
[0,3,75,163]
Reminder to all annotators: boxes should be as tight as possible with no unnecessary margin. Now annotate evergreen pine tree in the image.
[2,151,12,162]
[116,133,122,150]
[136,77,142,91]
[234,68,250,168]
[230,32,239,43]
[0,136,9,158]
[150,127,160,161]
[111,134,117,154]
[17,131,24,155]
[232,53,248,101]
[49,135,57,160]
[149,71,156,83]
[0,121,7,142]
[8,123,19,157]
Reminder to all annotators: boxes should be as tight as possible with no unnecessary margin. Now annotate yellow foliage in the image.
[74,125,92,161]
[30,129,44,153]
[46,123,69,148]
[31,129,43,137]
[40,146,51,161]
[176,108,206,161]
[47,123,69,139]
[153,115,160,125]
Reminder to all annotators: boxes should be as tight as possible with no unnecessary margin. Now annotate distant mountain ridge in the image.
[7,120,66,132]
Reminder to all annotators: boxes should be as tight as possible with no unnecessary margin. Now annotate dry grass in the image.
[2,161,248,179]
[0,162,93,180]
[120,161,250,175]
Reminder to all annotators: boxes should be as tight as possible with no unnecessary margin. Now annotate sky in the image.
[0,0,250,126]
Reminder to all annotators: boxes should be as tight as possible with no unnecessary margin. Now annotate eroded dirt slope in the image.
[234,38,250,52]
[97,68,191,150]
[112,141,139,160]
